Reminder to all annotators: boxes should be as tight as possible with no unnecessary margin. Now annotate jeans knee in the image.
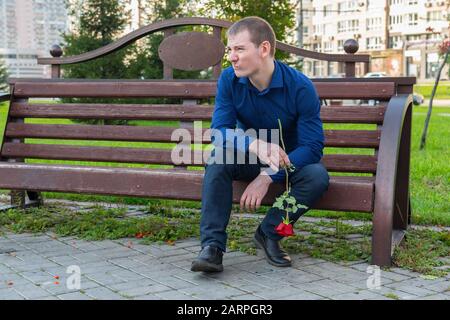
[293,163,329,193]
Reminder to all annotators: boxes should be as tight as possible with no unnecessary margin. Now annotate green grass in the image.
[392,228,450,277]
[0,203,200,243]
[408,106,450,225]
[414,82,450,99]
[384,293,400,300]
[0,102,449,226]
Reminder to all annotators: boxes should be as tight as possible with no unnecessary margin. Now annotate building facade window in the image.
[338,0,357,13]
[388,35,403,49]
[408,13,418,25]
[366,17,382,31]
[426,11,442,22]
[389,15,403,24]
[366,36,383,50]
[338,19,359,32]
[323,4,333,17]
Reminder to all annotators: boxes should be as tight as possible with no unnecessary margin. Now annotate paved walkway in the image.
[0,199,449,300]
[1,230,449,300]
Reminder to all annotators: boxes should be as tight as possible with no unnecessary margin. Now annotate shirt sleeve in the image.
[211,72,256,153]
[269,82,324,183]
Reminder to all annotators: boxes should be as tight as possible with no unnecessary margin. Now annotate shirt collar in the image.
[237,60,283,93]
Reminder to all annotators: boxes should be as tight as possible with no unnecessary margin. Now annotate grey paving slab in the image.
[301,278,360,295]
[84,271,129,286]
[0,287,26,300]
[0,264,13,274]
[133,294,164,300]
[17,270,55,285]
[57,291,92,300]
[83,286,128,300]
[154,290,200,300]
[8,283,53,299]
[72,261,124,275]
[229,294,265,300]
[254,286,324,300]
[331,290,386,300]
[179,284,247,300]
[152,275,201,290]
[372,287,420,300]
[421,293,450,300]
[384,281,439,297]
[36,295,62,300]
[46,255,81,266]
[106,279,156,291]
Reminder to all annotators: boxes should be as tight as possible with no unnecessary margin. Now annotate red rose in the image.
[275,222,294,237]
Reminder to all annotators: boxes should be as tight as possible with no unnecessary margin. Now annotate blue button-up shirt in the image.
[211,60,324,183]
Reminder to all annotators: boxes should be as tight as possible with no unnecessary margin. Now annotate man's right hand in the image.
[249,139,290,172]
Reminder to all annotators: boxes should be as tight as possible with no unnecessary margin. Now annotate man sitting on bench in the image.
[191,16,330,273]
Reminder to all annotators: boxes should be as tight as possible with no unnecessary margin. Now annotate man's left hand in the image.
[240,174,273,212]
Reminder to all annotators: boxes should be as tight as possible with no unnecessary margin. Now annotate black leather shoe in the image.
[191,245,224,272]
[253,225,292,267]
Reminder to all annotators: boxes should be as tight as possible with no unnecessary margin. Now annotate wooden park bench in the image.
[0,18,415,266]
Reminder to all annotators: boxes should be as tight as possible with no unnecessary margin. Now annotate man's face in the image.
[226,29,264,78]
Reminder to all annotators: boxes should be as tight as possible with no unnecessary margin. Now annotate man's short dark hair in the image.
[227,16,276,57]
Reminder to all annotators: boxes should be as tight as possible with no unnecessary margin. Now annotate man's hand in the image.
[240,174,273,212]
[249,139,291,172]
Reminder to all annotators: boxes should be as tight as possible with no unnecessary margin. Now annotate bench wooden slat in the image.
[11,103,386,124]
[320,105,386,124]
[1,143,205,166]
[11,79,396,100]
[5,123,198,143]
[0,162,375,212]
[316,82,395,99]
[5,123,381,148]
[321,154,377,173]
[12,80,218,99]
[1,142,378,173]
[9,103,214,121]
[324,130,380,148]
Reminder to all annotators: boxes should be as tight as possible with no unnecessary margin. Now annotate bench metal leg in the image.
[10,190,25,207]
[371,225,407,267]
[371,210,393,267]
[0,190,43,212]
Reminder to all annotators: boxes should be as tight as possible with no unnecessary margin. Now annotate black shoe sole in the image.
[191,259,224,273]
[253,235,292,268]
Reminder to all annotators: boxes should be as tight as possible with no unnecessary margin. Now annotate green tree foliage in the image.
[0,58,8,92]
[134,0,205,80]
[200,0,296,67]
[62,0,135,79]
[61,0,137,124]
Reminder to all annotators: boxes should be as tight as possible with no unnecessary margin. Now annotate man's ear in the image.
[259,40,272,58]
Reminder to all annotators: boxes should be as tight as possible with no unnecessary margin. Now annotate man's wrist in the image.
[258,172,273,184]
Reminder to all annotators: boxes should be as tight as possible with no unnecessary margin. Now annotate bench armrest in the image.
[372,94,413,265]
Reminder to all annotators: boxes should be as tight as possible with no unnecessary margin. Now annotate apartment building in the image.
[300,0,449,80]
[0,0,68,78]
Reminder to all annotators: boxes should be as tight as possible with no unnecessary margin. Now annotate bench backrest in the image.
[1,79,396,179]
[1,18,410,185]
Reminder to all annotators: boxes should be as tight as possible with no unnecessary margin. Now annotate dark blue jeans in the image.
[200,150,330,252]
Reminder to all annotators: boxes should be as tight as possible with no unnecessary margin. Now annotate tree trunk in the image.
[419,51,449,150]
